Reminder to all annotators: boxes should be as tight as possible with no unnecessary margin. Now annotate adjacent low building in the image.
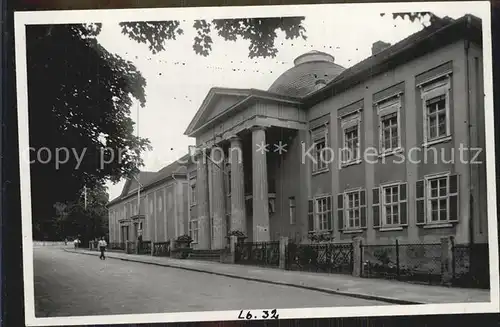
[108,14,488,252]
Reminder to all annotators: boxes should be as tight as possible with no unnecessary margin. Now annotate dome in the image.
[268,50,345,97]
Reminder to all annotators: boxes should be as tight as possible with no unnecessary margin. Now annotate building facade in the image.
[108,15,488,250]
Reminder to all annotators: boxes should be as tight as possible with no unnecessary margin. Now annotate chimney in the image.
[371,41,391,56]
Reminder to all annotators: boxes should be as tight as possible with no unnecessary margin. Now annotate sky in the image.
[95,4,487,201]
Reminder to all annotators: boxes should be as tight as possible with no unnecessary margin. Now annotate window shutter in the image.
[360,190,367,228]
[377,109,382,153]
[337,193,344,231]
[416,180,426,225]
[372,187,381,228]
[327,196,332,230]
[307,199,314,232]
[399,183,408,226]
[449,174,459,222]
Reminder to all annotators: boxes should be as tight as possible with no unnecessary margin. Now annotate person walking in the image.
[73,238,79,249]
[98,237,107,260]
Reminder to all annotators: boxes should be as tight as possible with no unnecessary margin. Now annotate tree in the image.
[27,24,150,239]
[382,11,451,28]
[119,17,307,58]
[27,18,307,240]
[52,184,109,243]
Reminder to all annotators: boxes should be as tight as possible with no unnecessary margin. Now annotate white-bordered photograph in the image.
[14,2,499,326]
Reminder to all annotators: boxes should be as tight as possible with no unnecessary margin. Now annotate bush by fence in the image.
[360,239,489,288]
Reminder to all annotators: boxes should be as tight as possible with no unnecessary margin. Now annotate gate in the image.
[234,241,280,267]
[285,242,354,274]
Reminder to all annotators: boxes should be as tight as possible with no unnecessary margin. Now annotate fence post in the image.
[228,235,237,264]
[396,239,400,280]
[440,236,453,285]
[279,236,288,270]
[352,237,363,277]
[151,241,155,256]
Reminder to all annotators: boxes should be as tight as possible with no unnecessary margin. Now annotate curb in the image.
[65,249,422,305]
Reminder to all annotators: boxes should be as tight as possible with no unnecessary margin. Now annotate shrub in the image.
[227,230,246,238]
[176,234,193,243]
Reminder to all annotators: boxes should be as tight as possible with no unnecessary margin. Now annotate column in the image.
[196,150,211,249]
[252,126,271,242]
[229,136,246,235]
[211,146,227,249]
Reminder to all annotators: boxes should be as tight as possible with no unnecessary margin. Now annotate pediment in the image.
[184,88,251,136]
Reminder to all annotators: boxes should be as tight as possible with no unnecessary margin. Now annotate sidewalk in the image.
[65,248,490,305]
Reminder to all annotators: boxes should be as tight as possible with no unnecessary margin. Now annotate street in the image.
[33,247,386,317]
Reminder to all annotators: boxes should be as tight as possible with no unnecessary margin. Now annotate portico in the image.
[184,88,307,250]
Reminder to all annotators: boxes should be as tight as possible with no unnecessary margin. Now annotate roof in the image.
[304,14,482,106]
[107,154,192,207]
[122,171,157,195]
[268,50,345,97]
[184,87,302,137]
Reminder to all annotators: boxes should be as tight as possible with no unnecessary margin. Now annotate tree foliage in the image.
[27,17,307,240]
[382,11,450,27]
[119,17,307,58]
[51,184,109,244]
[27,24,150,239]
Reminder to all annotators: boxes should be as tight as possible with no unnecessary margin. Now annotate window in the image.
[190,180,196,206]
[377,96,401,153]
[420,76,451,144]
[315,196,332,231]
[311,127,328,173]
[314,138,328,171]
[289,197,296,225]
[416,173,459,225]
[427,176,451,223]
[339,189,367,230]
[345,191,361,228]
[373,183,407,228]
[382,185,399,225]
[189,220,199,243]
[426,95,447,140]
[341,113,361,165]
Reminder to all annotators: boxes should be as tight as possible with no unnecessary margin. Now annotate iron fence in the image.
[286,242,353,274]
[110,242,125,250]
[234,241,280,267]
[360,241,489,288]
[361,241,444,285]
[126,241,136,254]
[453,243,489,289]
[153,242,171,257]
[138,240,152,255]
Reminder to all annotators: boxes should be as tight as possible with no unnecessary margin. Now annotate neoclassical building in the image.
[108,14,488,250]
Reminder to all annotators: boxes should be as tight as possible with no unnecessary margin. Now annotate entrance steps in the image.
[188,249,224,262]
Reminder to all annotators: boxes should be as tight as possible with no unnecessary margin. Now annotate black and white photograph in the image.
[14,2,499,326]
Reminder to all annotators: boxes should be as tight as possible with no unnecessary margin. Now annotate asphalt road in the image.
[33,247,385,317]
